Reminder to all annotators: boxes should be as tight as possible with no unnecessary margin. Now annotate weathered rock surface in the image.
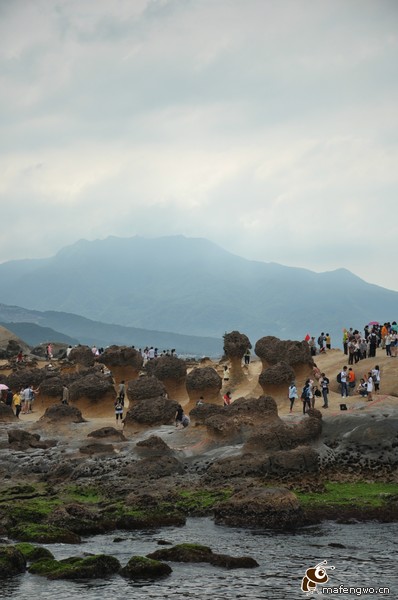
[125,396,178,426]
[120,556,172,579]
[40,404,85,423]
[214,487,303,529]
[0,545,26,577]
[8,430,57,451]
[148,542,258,569]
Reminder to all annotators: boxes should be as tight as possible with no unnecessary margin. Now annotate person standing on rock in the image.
[223,391,232,406]
[340,366,348,398]
[320,373,330,408]
[288,382,298,413]
[118,380,126,403]
[301,380,311,414]
[12,390,22,418]
[366,372,374,401]
[244,348,251,365]
[62,385,69,405]
[175,404,184,427]
[114,395,124,425]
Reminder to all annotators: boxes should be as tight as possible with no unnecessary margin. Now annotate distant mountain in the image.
[0,235,396,347]
[0,304,222,357]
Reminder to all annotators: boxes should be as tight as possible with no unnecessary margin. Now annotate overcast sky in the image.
[1,0,398,290]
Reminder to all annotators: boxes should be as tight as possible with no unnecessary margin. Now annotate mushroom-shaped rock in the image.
[0,545,26,577]
[258,361,296,401]
[68,345,95,368]
[186,367,222,406]
[145,355,187,400]
[120,556,172,579]
[255,336,312,372]
[214,487,303,529]
[223,331,251,383]
[96,345,143,385]
[69,374,115,417]
[127,376,166,404]
[40,404,85,424]
[124,397,178,427]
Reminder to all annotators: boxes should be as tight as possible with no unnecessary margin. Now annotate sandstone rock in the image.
[79,443,115,455]
[87,427,126,441]
[145,355,187,399]
[124,396,178,426]
[127,376,166,403]
[68,346,95,368]
[255,336,312,369]
[186,367,222,404]
[259,361,295,387]
[8,430,57,450]
[40,404,85,423]
[223,331,252,383]
[214,487,303,529]
[0,403,17,422]
[121,455,184,479]
[96,345,143,384]
[135,435,173,456]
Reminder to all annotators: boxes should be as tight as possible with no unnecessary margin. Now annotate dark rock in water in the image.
[46,504,108,536]
[0,545,26,577]
[28,554,121,580]
[125,396,178,426]
[79,443,115,455]
[214,487,303,529]
[40,404,85,423]
[135,435,173,456]
[121,455,184,479]
[15,542,54,562]
[147,542,258,569]
[88,427,126,441]
[10,523,81,544]
[0,403,17,423]
[120,555,172,579]
[8,429,57,451]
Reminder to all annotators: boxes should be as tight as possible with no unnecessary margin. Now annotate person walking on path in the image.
[114,395,124,425]
[340,367,348,398]
[347,368,356,396]
[320,373,330,408]
[12,391,22,418]
[288,382,298,413]
[117,380,126,402]
[366,372,374,401]
[301,380,311,414]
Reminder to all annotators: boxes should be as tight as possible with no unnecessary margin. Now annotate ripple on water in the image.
[4,518,397,600]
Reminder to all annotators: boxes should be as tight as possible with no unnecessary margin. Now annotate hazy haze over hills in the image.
[0,235,396,349]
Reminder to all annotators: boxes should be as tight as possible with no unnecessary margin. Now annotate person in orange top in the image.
[347,367,356,395]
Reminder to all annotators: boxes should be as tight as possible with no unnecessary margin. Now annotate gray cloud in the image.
[0,0,398,291]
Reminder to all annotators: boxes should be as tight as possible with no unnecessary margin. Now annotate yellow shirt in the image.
[13,393,21,406]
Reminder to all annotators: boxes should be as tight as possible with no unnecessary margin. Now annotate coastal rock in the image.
[255,336,312,370]
[68,346,95,368]
[127,376,166,403]
[186,366,222,404]
[124,396,178,426]
[0,545,26,577]
[8,430,57,451]
[40,404,85,423]
[258,361,296,396]
[0,403,17,422]
[223,330,252,383]
[145,355,187,399]
[68,374,115,417]
[46,504,107,536]
[148,542,258,569]
[96,345,143,385]
[213,487,303,529]
[121,455,185,479]
[28,554,121,580]
[135,435,173,456]
[79,443,115,455]
[87,427,126,441]
[120,556,172,579]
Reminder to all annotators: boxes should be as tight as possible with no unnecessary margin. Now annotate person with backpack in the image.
[320,373,330,408]
[301,379,312,414]
[288,382,298,413]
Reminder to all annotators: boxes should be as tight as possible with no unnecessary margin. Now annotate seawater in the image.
[2,518,397,600]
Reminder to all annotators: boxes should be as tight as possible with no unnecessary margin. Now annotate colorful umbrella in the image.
[368,321,379,326]
[0,383,9,390]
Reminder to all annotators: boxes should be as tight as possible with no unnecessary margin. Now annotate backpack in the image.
[336,372,342,384]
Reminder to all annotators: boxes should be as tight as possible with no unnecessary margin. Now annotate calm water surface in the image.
[2,518,397,600]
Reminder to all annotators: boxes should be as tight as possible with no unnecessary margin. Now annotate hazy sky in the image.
[1,0,398,290]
